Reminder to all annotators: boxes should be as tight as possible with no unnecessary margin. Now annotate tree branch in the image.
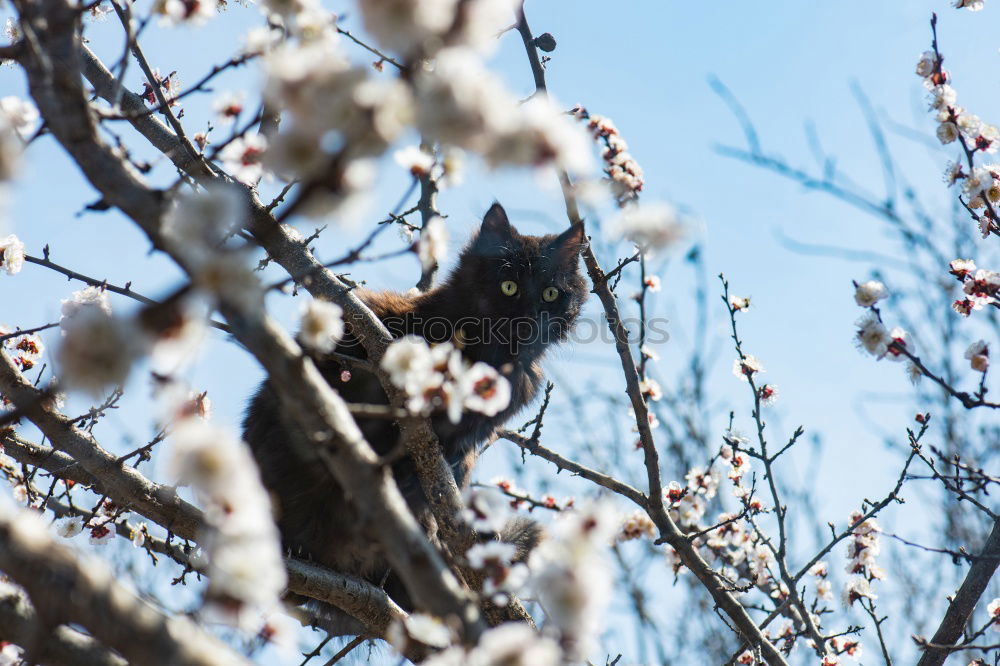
[0,507,249,666]
[0,584,128,666]
[915,517,1000,666]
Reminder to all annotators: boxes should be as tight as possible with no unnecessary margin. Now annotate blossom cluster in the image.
[572,106,644,206]
[948,259,1000,315]
[0,97,38,181]
[618,509,656,541]
[56,287,144,396]
[381,335,511,422]
[842,511,883,606]
[51,282,210,396]
[153,0,217,26]
[527,500,616,660]
[916,45,1000,237]
[489,476,574,513]
[167,413,287,624]
[662,442,775,596]
[419,622,561,666]
[455,485,533,606]
[452,487,616,657]
[0,327,42,373]
[851,280,919,387]
[54,500,146,548]
[608,201,686,252]
[243,1,594,218]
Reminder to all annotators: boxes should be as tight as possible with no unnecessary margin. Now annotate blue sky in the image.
[1,0,998,662]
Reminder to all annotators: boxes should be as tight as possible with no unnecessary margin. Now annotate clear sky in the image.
[1,1,997,663]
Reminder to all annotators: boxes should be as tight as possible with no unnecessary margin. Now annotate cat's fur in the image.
[242,203,587,631]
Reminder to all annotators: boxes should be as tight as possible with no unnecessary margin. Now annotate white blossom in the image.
[937,121,959,144]
[359,0,458,57]
[0,643,20,666]
[609,201,686,250]
[483,96,594,174]
[421,623,561,666]
[732,355,763,381]
[854,280,887,307]
[460,486,510,533]
[928,84,957,111]
[394,145,435,177]
[298,299,344,353]
[57,304,143,396]
[398,613,453,649]
[965,339,989,372]
[473,623,561,665]
[153,0,218,25]
[87,522,115,545]
[843,576,877,605]
[219,134,268,185]
[55,515,85,538]
[382,335,439,395]
[855,312,890,358]
[958,113,984,137]
[454,0,521,54]
[60,286,112,327]
[467,541,516,569]
[986,598,1000,625]
[639,377,662,401]
[0,97,38,139]
[618,510,656,541]
[0,235,24,275]
[168,418,286,607]
[147,297,210,375]
[189,251,263,313]
[458,361,511,419]
[131,522,147,548]
[418,216,448,272]
[415,47,519,154]
[964,167,995,199]
[212,91,245,125]
[163,184,246,255]
[915,50,937,78]
[529,500,616,659]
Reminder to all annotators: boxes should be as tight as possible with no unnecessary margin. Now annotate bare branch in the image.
[915,517,1000,666]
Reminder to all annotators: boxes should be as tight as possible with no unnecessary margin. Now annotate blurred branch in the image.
[0,350,204,541]
[0,584,128,666]
[0,508,250,666]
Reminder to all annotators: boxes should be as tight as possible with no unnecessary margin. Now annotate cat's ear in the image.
[481,202,512,237]
[550,224,586,267]
[474,202,514,255]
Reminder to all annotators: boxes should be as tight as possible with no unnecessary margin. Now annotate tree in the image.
[0,0,997,664]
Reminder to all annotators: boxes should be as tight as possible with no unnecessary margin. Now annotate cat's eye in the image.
[500,280,518,296]
[542,286,560,302]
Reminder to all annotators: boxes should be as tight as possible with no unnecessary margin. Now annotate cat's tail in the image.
[293,519,543,639]
[303,598,368,637]
[497,515,544,562]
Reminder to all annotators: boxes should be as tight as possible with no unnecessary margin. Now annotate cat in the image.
[242,202,587,633]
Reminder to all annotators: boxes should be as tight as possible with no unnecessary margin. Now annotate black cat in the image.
[242,203,587,632]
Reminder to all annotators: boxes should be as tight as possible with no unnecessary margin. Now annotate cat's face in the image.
[448,203,588,360]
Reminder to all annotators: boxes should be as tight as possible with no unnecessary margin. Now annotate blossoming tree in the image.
[0,0,998,665]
